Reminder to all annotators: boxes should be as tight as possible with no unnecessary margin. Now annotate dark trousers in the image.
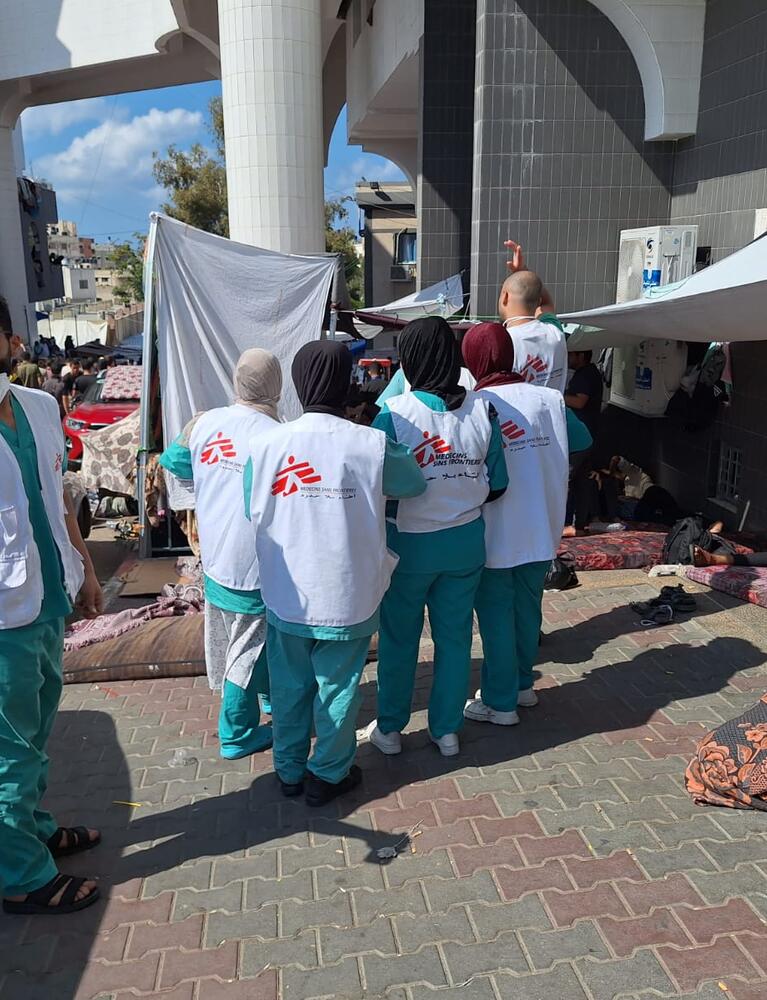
[567,450,595,530]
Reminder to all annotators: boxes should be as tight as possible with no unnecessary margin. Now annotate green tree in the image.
[110,235,145,305]
[152,97,229,237]
[153,98,364,305]
[325,198,364,308]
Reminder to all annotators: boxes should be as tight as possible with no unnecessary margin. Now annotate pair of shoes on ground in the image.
[366,722,461,758]
[279,765,362,807]
[464,686,539,727]
[630,584,696,626]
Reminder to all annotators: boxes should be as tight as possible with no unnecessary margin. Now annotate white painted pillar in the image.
[218,0,326,254]
[0,126,29,336]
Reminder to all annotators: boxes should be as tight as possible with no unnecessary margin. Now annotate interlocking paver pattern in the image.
[2,572,767,998]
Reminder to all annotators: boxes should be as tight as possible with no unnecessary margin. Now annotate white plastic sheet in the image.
[354,274,465,338]
[560,234,767,345]
[152,214,337,446]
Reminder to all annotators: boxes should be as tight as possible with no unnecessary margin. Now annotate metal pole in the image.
[137,214,159,559]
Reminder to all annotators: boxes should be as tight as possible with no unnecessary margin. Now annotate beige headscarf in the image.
[233,348,282,420]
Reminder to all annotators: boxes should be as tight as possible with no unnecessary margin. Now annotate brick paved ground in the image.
[3,572,767,999]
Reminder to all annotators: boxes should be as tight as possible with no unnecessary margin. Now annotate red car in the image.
[64,376,140,463]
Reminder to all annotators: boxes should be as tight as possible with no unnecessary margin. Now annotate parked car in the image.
[64,375,140,463]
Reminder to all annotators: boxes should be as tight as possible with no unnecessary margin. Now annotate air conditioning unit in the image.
[610,225,697,417]
[390,263,417,282]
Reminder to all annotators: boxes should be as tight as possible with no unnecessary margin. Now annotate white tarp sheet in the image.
[37,316,108,349]
[354,274,465,338]
[152,215,337,446]
[560,234,767,345]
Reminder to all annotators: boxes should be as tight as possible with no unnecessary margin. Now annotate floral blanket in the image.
[686,695,767,810]
[557,528,666,571]
[685,565,767,610]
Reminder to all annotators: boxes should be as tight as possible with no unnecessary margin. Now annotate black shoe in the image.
[278,776,304,798]
[305,765,362,807]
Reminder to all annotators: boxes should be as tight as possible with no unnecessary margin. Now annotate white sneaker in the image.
[517,688,539,708]
[429,731,460,756]
[366,721,402,755]
[464,698,520,727]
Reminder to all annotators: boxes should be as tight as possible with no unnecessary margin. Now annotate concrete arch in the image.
[586,0,706,141]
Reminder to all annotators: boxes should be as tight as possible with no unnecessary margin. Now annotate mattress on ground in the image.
[685,564,767,609]
[63,614,205,685]
[557,529,666,571]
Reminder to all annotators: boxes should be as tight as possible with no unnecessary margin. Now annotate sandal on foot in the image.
[47,826,101,858]
[3,874,100,915]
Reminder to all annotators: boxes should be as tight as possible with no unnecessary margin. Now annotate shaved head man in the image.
[498,270,544,323]
[497,240,567,394]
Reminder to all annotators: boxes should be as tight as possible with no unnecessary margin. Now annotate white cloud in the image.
[21,97,110,138]
[36,107,204,203]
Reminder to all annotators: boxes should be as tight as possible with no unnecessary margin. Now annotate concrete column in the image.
[0,126,29,336]
[218,0,326,254]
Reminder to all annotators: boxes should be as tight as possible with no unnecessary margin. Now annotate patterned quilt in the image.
[685,565,767,609]
[557,528,667,571]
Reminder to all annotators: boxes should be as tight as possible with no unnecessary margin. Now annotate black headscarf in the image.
[398,316,466,411]
[291,340,352,417]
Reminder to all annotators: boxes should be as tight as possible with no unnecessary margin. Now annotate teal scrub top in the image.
[159,436,266,616]
[374,391,508,574]
[566,406,592,454]
[0,397,71,625]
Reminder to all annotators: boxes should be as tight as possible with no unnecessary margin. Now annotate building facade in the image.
[0,1,765,530]
[356,182,417,307]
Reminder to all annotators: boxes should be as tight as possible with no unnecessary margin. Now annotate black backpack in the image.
[662,515,735,564]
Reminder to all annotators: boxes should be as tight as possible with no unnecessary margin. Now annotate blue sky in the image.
[20,82,405,242]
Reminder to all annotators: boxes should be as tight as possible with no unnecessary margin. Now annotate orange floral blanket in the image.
[685,695,767,810]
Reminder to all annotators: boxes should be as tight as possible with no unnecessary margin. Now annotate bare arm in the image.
[504,239,556,314]
[64,488,103,618]
[564,393,589,411]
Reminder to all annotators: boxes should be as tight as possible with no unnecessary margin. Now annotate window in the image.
[78,279,89,290]
[716,443,742,505]
[394,230,417,264]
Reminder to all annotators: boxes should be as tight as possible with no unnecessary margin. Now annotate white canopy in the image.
[560,234,767,346]
[354,274,465,338]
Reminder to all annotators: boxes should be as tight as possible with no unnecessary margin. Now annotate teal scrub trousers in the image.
[0,619,64,897]
[219,649,272,760]
[474,561,550,712]
[266,627,371,785]
[377,565,483,739]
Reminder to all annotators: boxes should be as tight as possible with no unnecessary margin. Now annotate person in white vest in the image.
[498,240,568,393]
[247,341,425,806]
[159,349,281,760]
[0,297,104,917]
[366,318,508,759]
[461,323,591,725]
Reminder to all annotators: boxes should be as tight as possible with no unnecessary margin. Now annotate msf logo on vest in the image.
[520,354,548,383]
[414,431,451,468]
[272,456,322,497]
[500,420,526,449]
[201,432,237,465]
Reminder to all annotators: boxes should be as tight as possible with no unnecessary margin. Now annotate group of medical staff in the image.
[0,249,591,918]
[160,252,591,809]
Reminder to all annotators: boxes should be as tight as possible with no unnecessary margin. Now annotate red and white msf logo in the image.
[414,430,451,468]
[272,456,322,497]
[200,432,237,465]
[519,354,548,382]
[500,420,526,447]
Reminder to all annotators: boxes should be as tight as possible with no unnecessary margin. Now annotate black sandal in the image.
[47,826,101,858]
[3,873,100,915]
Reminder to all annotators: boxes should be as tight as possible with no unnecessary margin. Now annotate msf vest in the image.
[477,382,569,568]
[188,404,277,592]
[385,392,492,534]
[0,385,85,629]
[248,412,397,628]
